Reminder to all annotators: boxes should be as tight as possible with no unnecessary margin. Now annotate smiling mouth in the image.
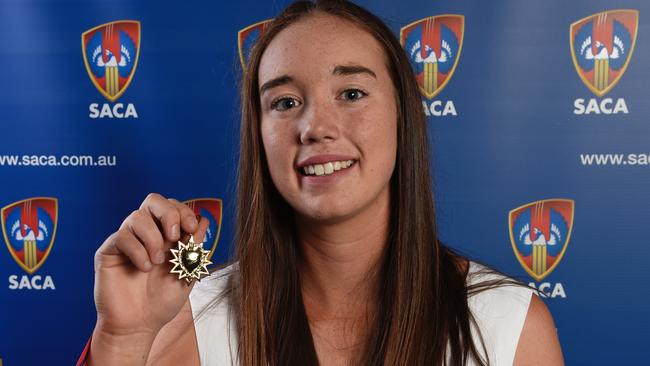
[300,160,356,176]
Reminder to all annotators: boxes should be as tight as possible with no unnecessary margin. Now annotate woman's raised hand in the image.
[88,193,209,364]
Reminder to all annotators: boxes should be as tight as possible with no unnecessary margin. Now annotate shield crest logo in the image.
[238,19,274,70]
[2,197,58,274]
[82,20,141,102]
[182,198,223,263]
[509,199,574,282]
[400,15,464,99]
[570,9,638,97]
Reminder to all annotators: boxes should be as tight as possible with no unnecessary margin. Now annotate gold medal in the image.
[169,234,212,285]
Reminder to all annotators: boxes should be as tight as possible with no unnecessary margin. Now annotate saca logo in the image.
[2,198,58,291]
[400,15,464,118]
[570,10,638,115]
[82,20,140,119]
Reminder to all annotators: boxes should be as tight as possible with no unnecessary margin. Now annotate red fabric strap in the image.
[75,335,92,366]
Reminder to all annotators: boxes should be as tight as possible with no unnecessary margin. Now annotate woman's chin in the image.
[294,202,371,227]
[294,206,350,224]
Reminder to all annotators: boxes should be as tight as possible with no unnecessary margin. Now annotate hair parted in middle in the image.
[230,1,497,365]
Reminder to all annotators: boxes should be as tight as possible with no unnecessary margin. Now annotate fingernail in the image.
[171,224,180,239]
[154,250,165,264]
[143,260,152,271]
[188,215,198,229]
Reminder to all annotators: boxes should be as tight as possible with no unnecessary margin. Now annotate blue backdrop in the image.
[1,0,648,364]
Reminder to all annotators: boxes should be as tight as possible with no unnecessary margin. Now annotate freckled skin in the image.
[259,13,398,224]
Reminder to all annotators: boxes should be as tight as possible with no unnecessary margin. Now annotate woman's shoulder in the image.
[465,261,534,305]
[194,261,239,290]
[465,260,535,324]
[464,261,536,365]
[189,261,239,313]
[188,261,240,365]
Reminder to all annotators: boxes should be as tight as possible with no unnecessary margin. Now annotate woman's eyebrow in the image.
[259,65,375,95]
[260,75,294,95]
[332,65,377,78]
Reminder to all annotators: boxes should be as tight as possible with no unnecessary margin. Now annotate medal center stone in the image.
[181,249,202,272]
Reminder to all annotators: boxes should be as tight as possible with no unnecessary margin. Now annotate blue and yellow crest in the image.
[182,198,223,263]
[2,197,58,274]
[82,20,141,102]
[400,15,464,99]
[238,19,274,70]
[509,199,574,282]
[570,10,638,97]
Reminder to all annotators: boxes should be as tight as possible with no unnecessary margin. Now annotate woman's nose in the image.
[298,101,340,145]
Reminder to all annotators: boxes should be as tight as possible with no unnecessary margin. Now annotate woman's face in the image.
[258,13,397,224]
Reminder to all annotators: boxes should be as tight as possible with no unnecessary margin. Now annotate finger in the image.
[193,216,210,243]
[140,193,183,242]
[122,210,166,265]
[106,229,153,272]
[167,198,199,235]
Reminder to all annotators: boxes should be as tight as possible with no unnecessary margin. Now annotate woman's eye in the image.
[340,89,367,101]
[271,97,301,111]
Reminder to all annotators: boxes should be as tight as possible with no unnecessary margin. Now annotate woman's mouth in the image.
[299,159,356,176]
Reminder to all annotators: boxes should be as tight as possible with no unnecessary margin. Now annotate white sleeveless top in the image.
[189,262,534,366]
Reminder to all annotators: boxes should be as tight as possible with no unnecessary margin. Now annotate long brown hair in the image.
[234,1,490,364]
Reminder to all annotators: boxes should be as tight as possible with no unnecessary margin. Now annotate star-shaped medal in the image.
[169,234,212,285]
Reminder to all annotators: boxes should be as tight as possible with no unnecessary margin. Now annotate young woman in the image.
[82,1,564,365]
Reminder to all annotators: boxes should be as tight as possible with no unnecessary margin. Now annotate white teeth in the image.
[301,160,355,177]
[314,164,325,176]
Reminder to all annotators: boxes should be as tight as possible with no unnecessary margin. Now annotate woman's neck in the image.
[296,189,390,321]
